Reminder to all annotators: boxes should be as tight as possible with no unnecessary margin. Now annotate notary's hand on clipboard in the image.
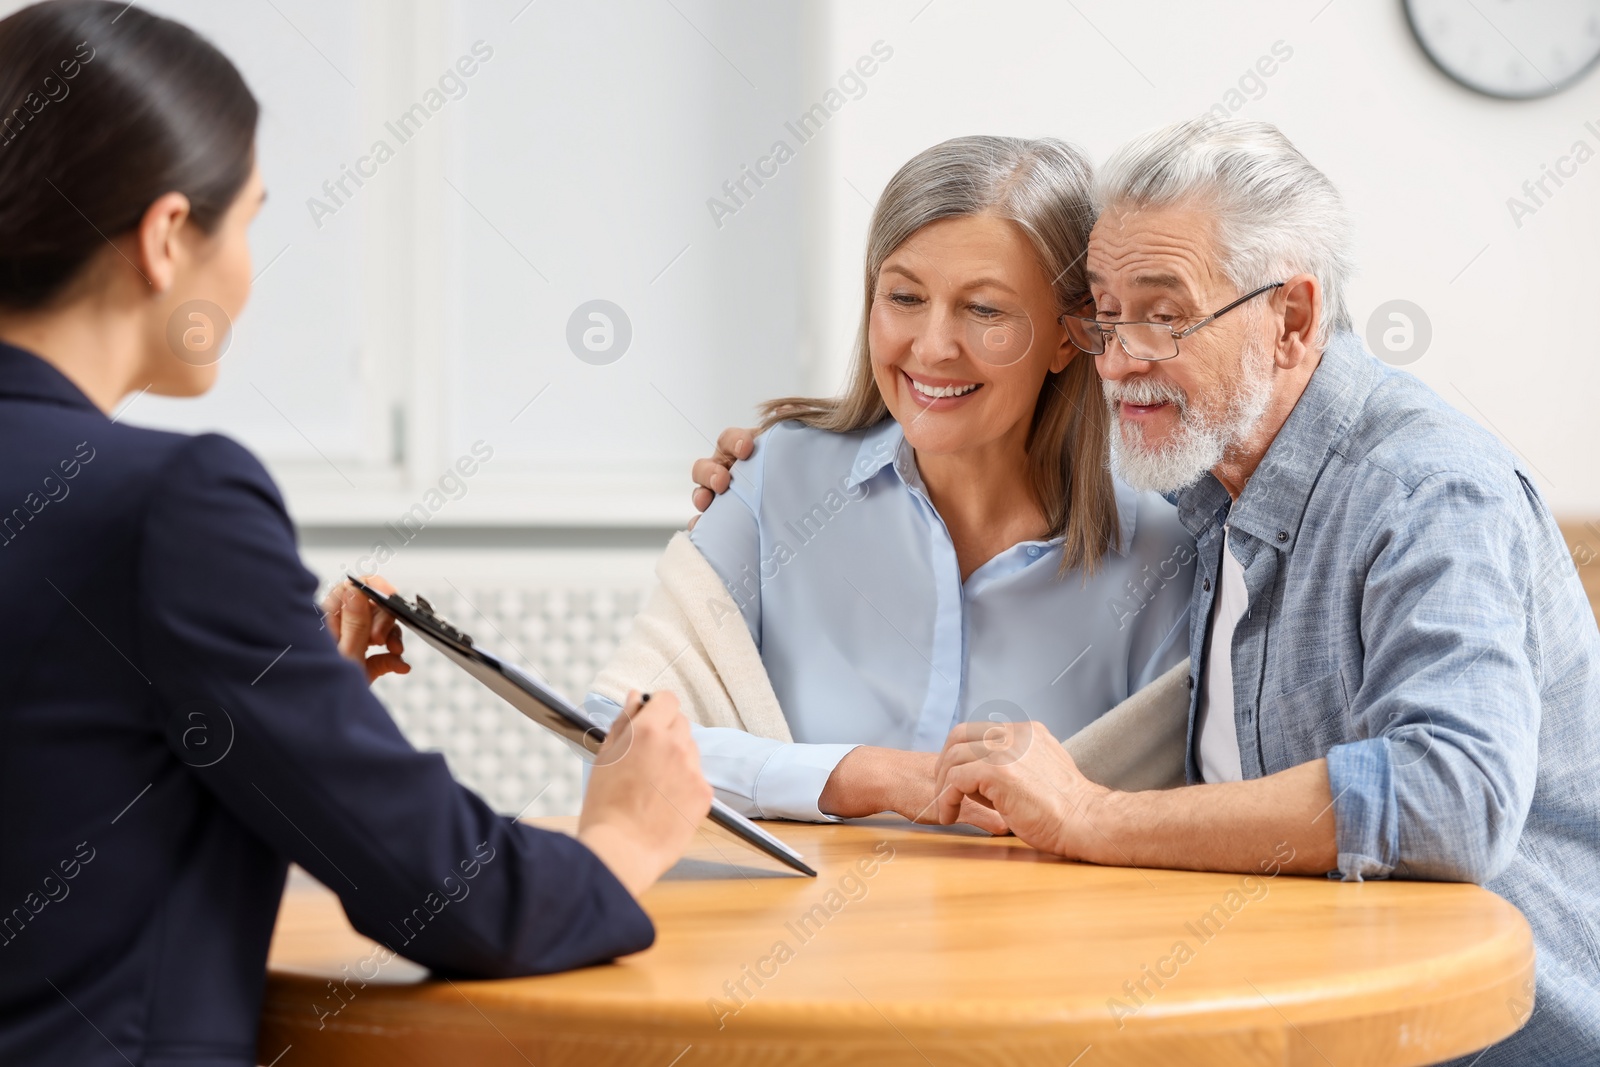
[321,574,411,685]
[343,576,818,880]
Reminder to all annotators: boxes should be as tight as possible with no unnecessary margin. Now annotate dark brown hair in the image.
[0,1,258,308]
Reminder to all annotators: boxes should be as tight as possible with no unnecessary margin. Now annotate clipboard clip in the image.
[350,574,477,650]
[410,594,475,648]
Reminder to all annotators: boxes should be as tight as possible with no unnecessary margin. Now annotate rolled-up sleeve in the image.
[1327,471,1542,884]
[1325,739,1399,879]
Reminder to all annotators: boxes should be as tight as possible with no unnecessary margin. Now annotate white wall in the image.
[18,0,1595,514]
[811,0,1600,513]
[10,0,819,528]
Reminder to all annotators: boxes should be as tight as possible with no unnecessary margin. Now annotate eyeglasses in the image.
[1058,281,1284,362]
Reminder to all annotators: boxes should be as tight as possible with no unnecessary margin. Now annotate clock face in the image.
[1405,0,1600,99]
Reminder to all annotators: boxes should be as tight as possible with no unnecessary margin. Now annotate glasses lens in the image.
[966,308,1034,367]
[1063,315,1106,355]
[1117,322,1178,361]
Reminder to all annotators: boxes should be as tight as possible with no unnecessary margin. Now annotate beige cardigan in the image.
[593,532,1190,792]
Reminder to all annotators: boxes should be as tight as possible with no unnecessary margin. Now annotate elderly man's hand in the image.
[933,719,1113,861]
[687,426,756,529]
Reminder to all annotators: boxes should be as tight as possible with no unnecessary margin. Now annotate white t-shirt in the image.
[1196,525,1247,783]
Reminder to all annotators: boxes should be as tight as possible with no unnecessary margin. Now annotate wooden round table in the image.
[261,817,1532,1066]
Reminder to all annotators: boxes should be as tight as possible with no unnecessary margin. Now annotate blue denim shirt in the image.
[1173,330,1600,1064]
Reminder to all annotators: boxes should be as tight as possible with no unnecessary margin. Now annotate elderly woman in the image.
[593,136,1193,827]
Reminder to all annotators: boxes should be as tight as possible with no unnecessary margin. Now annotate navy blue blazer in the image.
[0,343,653,1066]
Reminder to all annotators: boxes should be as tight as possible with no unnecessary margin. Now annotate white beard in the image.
[1104,334,1275,493]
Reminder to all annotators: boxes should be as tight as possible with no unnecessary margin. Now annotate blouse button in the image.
[1203,578,1212,592]
[1277,530,1289,543]
[1026,546,1041,558]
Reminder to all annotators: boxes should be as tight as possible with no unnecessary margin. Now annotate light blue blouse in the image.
[597,418,1194,822]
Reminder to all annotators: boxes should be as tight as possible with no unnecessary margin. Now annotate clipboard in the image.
[346,576,817,877]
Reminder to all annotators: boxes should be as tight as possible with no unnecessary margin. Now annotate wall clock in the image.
[1404,0,1600,99]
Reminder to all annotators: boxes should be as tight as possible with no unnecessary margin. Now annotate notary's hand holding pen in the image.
[578,690,715,896]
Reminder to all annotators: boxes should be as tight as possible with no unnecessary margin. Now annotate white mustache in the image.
[1102,376,1187,410]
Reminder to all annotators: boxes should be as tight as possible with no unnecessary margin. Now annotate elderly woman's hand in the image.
[321,574,411,685]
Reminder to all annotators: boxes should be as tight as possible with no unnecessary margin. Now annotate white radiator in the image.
[303,544,661,818]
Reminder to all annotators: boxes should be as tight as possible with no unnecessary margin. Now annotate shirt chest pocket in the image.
[1263,667,1351,771]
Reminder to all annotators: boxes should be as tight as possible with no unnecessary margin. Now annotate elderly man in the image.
[927,119,1600,1065]
[691,119,1598,1064]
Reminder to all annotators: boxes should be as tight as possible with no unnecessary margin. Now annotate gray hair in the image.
[863,135,1097,313]
[1095,118,1355,345]
[757,135,1121,574]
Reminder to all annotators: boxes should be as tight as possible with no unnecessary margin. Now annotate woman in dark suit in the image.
[0,4,711,1064]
